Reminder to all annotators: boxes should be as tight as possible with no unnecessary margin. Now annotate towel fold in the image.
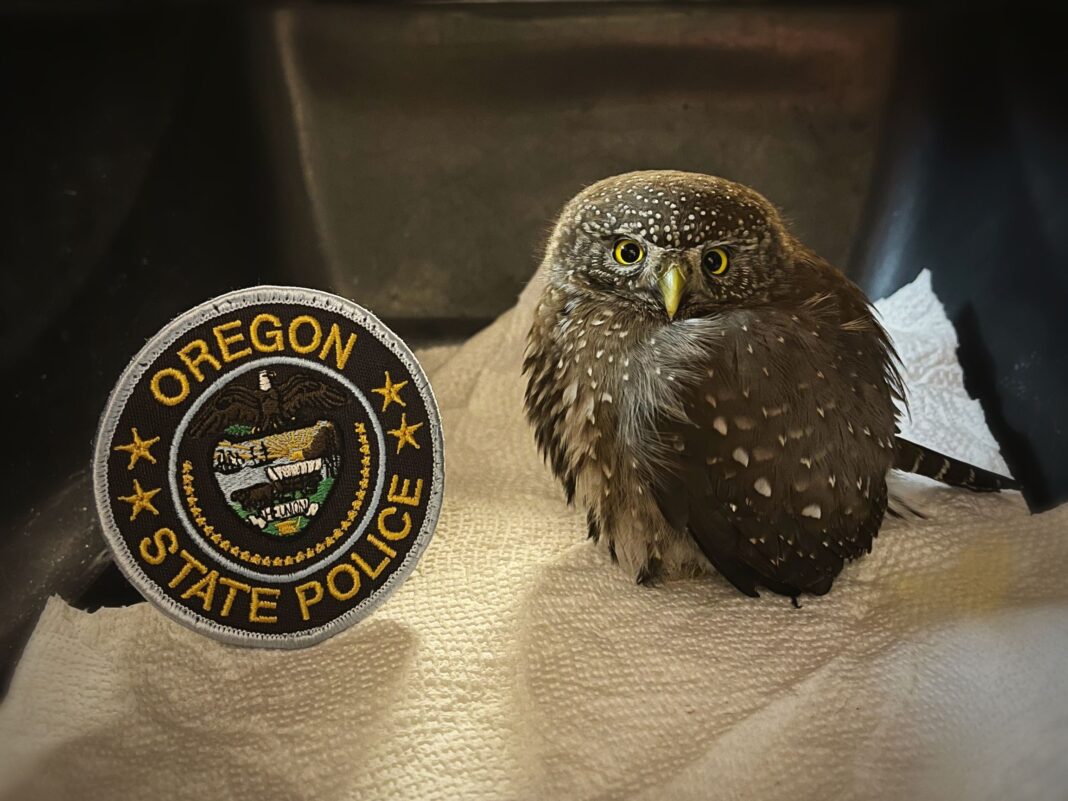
[1,270,1065,801]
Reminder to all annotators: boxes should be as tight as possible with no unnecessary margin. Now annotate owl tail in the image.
[893,437,1020,492]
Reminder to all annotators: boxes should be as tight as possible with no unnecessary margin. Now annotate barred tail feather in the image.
[894,437,1019,492]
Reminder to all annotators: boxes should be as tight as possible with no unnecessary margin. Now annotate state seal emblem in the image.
[93,287,444,647]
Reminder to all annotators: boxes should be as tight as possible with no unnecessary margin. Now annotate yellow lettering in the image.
[295,580,324,621]
[177,339,221,383]
[351,552,389,580]
[212,320,252,363]
[288,315,322,354]
[168,549,207,589]
[139,527,178,565]
[326,562,361,601]
[218,577,252,617]
[319,324,357,370]
[387,474,424,507]
[366,533,397,558]
[376,506,412,541]
[250,313,284,352]
[150,367,189,406]
[249,587,280,624]
[181,569,219,611]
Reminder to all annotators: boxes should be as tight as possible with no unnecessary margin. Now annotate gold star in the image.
[113,427,161,470]
[118,479,162,521]
[372,371,408,413]
[388,413,423,454]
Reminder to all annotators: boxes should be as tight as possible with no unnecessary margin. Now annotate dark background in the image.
[1,1,1065,693]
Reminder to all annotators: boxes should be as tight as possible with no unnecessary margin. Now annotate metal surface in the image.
[249,4,898,319]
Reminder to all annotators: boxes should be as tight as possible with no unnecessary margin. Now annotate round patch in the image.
[92,287,444,648]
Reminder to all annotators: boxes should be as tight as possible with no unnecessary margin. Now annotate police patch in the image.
[93,287,444,647]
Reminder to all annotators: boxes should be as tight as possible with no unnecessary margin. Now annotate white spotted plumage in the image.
[525,170,1014,597]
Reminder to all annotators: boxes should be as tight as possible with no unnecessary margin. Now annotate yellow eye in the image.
[703,246,730,276]
[612,238,645,266]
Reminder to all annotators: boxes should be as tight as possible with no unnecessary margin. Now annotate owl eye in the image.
[703,246,730,276]
[612,238,645,266]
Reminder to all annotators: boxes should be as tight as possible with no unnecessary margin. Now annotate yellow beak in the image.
[658,265,685,320]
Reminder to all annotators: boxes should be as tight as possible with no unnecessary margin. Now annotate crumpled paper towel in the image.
[2,270,1066,801]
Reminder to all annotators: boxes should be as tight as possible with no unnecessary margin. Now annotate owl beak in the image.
[658,265,685,320]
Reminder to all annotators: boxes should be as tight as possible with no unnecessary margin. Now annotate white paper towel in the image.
[1,270,1066,801]
[875,270,1010,476]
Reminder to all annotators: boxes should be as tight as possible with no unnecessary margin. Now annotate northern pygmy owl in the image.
[524,170,1016,599]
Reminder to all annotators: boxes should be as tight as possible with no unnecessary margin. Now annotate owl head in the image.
[544,170,793,321]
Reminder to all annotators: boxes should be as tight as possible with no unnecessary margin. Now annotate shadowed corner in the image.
[953,304,1046,511]
[846,8,1068,513]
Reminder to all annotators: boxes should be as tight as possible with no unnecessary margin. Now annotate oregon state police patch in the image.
[92,287,444,647]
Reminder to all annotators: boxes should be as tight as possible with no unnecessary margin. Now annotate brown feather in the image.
[524,170,1015,598]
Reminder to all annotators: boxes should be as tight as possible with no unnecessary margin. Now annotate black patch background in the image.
[104,301,436,636]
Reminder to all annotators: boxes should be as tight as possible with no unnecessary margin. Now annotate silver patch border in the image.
[92,286,445,649]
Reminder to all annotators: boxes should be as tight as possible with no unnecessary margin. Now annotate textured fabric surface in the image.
[1,271,1066,801]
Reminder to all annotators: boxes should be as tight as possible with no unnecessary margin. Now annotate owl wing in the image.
[651,295,899,598]
[188,385,264,438]
[277,373,349,418]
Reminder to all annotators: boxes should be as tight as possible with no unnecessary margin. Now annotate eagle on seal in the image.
[189,369,348,437]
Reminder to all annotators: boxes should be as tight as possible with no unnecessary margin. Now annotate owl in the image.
[523,171,1017,599]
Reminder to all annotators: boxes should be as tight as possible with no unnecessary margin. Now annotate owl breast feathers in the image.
[523,170,1016,599]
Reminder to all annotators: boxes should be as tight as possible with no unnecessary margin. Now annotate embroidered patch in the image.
[93,287,444,648]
